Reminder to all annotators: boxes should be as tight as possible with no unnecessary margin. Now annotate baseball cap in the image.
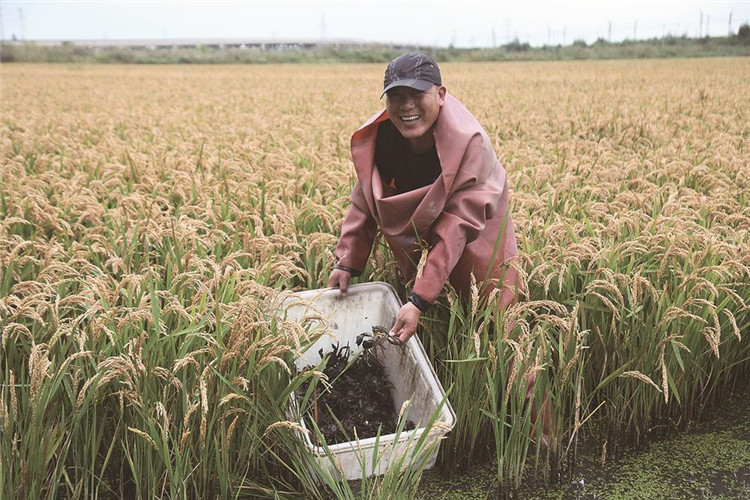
[381,52,442,98]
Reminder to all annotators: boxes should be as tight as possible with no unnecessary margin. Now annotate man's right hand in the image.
[327,268,351,294]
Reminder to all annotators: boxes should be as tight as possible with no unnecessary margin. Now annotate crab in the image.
[318,342,351,372]
[355,325,406,353]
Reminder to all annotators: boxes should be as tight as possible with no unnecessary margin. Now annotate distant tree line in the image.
[1,25,748,64]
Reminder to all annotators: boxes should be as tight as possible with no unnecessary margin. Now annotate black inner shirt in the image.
[375,120,441,195]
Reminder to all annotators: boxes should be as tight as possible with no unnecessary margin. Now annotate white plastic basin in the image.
[283,282,455,480]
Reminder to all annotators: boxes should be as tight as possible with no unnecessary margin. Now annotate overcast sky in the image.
[1,1,748,47]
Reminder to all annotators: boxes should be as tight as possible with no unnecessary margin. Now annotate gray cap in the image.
[382,52,442,98]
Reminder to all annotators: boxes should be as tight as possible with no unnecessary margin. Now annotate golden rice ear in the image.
[28,343,52,409]
[620,371,662,393]
[8,371,18,428]
[469,273,479,317]
[412,241,429,281]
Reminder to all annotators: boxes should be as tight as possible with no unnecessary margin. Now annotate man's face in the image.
[385,85,446,152]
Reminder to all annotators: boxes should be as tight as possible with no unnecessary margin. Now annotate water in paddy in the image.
[419,387,750,499]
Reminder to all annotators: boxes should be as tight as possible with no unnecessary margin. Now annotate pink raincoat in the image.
[335,94,518,306]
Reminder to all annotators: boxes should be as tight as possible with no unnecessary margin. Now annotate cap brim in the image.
[381,79,434,98]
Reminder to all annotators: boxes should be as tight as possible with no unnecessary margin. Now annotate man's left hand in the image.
[390,302,422,343]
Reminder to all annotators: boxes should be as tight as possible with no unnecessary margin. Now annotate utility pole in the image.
[633,20,637,40]
[608,20,612,42]
[699,11,703,38]
[662,22,666,46]
[728,11,733,36]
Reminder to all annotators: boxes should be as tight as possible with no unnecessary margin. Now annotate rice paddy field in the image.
[1,58,748,499]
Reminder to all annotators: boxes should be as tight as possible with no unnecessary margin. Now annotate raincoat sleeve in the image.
[412,134,506,303]
[334,178,377,275]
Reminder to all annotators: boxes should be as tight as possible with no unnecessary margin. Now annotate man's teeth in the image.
[401,115,419,122]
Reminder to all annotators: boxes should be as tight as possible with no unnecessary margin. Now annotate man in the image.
[328,52,518,343]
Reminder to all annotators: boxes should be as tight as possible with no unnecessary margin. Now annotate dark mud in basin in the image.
[298,328,415,445]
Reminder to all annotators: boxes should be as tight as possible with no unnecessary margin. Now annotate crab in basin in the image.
[355,325,406,353]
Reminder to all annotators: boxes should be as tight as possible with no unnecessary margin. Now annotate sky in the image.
[1,1,748,48]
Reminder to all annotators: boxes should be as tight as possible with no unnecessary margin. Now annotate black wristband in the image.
[334,265,361,277]
[408,293,431,312]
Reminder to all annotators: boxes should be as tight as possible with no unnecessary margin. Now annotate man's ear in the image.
[438,86,447,105]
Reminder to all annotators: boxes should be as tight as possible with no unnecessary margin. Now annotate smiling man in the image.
[328,52,519,342]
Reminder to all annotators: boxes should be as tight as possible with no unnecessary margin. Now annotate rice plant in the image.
[1,58,748,497]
